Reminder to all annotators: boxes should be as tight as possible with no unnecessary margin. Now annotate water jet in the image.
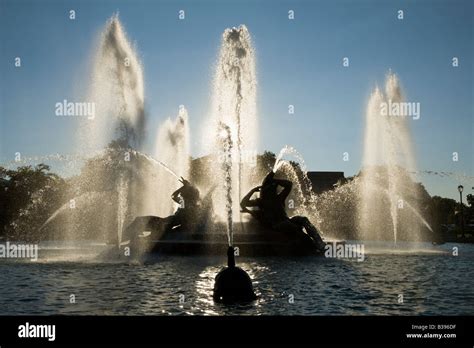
[358,72,425,242]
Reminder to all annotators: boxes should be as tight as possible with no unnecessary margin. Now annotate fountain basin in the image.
[128,221,343,257]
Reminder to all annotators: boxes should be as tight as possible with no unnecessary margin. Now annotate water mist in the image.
[358,71,425,242]
[150,106,191,217]
[76,14,146,244]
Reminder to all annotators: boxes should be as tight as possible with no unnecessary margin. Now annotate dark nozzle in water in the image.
[213,246,256,304]
[227,245,235,267]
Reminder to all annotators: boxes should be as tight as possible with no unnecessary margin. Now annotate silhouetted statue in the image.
[123,177,202,247]
[241,171,326,251]
[240,185,266,224]
[171,177,201,227]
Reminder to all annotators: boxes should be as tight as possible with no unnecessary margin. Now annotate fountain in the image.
[204,25,258,222]
[213,121,256,303]
[86,14,146,245]
[83,13,145,151]
[46,14,148,244]
[39,19,330,262]
[358,71,424,242]
[205,27,259,303]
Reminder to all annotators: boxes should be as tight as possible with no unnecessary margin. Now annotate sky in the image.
[0,0,472,200]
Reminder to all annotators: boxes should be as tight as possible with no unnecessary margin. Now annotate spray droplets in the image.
[206,25,258,224]
[84,14,145,151]
[358,71,423,242]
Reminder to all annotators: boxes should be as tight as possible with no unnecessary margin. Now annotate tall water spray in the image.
[358,72,422,242]
[78,14,146,244]
[205,25,258,224]
[219,123,234,246]
[151,106,191,216]
[84,14,145,150]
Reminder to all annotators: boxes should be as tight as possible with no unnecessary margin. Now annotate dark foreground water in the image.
[0,241,473,315]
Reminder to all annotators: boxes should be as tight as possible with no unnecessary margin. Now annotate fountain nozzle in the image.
[227,246,235,268]
[213,245,256,304]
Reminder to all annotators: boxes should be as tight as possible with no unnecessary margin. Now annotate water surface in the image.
[0,241,472,315]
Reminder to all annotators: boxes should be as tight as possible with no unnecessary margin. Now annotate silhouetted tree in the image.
[0,164,68,241]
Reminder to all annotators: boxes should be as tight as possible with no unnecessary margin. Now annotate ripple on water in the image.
[0,243,473,315]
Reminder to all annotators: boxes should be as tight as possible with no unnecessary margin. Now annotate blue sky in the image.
[0,0,472,200]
